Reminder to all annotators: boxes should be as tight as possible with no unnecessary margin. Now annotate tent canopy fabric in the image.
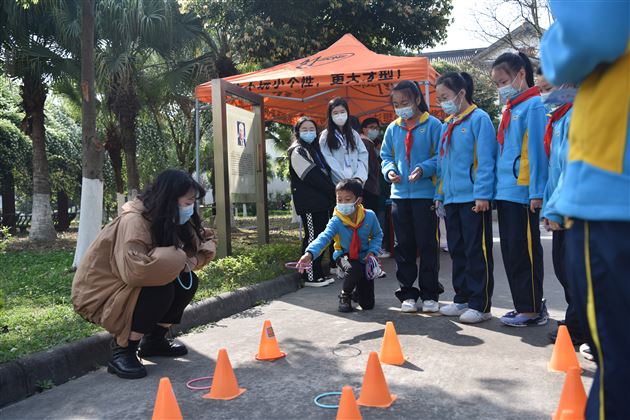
[195,33,440,126]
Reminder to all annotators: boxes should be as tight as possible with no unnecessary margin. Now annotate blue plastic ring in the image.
[313,391,342,409]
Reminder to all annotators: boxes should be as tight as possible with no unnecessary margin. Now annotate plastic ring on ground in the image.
[313,391,342,409]
[186,376,213,390]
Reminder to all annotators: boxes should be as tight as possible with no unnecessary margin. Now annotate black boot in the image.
[107,339,146,379]
[338,292,353,313]
[138,325,188,358]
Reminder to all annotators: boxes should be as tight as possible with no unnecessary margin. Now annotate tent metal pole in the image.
[194,98,200,182]
[424,81,430,109]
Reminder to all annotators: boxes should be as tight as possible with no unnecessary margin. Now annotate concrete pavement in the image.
[0,224,595,419]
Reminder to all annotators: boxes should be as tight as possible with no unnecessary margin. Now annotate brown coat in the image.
[72,199,216,346]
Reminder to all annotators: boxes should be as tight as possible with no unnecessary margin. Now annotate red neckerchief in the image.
[440,105,477,157]
[398,112,429,168]
[544,103,572,159]
[497,86,540,146]
[348,220,364,261]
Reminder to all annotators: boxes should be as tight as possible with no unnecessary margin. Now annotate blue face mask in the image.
[440,99,459,115]
[498,84,520,103]
[300,131,317,143]
[395,106,415,120]
[336,200,357,216]
[178,204,194,225]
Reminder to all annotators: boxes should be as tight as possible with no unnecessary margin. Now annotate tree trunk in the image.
[22,74,56,241]
[1,170,17,234]
[74,0,104,267]
[104,123,126,215]
[55,190,70,231]
[121,113,139,198]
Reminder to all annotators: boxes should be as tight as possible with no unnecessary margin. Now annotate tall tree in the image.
[73,0,104,266]
[96,0,203,197]
[183,0,453,73]
[0,2,71,241]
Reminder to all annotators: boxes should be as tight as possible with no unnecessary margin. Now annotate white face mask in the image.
[395,106,415,120]
[336,199,358,216]
[332,112,348,127]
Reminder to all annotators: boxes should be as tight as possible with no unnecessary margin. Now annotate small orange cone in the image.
[203,348,246,400]
[548,325,581,372]
[336,386,362,420]
[379,321,405,365]
[356,352,397,408]
[152,377,183,420]
[552,367,586,420]
[255,320,286,361]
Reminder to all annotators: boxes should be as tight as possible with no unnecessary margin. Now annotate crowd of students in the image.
[292,4,629,414]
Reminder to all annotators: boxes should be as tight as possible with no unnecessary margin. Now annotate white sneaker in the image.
[421,300,440,313]
[378,250,391,258]
[439,302,468,317]
[400,299,418,313]
[459,309,492,324]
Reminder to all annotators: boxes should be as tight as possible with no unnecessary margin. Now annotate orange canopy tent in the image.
[194,34,441,126]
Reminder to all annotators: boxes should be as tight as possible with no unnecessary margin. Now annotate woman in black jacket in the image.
[289,116,336,287]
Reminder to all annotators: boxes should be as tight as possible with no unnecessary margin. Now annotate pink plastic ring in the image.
[186,376,213,390]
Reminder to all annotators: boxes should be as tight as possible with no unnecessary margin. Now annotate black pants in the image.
[445,202,494,313]
[496,200,544,313]
[392,198,441,302]
[338,256,374,310]
[131,272,199,334]
[362,190,379,213]
[552,230,585,341]
[566,219,630,420]
[300,211,329,281]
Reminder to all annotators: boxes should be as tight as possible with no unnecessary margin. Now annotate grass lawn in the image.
[0,217,301,364]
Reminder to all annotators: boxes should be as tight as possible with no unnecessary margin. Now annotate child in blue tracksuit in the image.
[298,178,383,312]
[536,69,587,347]
[490,52,549,327]
[541,2,630,418]
[434,72,497,324]
[380,80,443,314]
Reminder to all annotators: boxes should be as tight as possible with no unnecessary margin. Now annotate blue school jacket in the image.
[495,93,548,205]
[541,109,572,224]
[380,112,442,200]
[435,106,497,205]
[540,0,630,221]
[306,206,383,262]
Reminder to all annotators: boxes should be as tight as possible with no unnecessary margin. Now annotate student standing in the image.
[541,2,630,417]
[490,52,549,327]
[357,117,382,212]
[319,97,369,185]
[381,80,443,313]
[288,116,336,287]
[435,72,497,324]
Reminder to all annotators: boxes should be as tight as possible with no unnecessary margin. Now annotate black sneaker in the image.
[338,293,353,313]
[304,278,331,287]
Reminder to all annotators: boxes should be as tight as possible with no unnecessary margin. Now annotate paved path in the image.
[1,224,595,419]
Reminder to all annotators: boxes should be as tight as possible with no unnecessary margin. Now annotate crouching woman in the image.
[72,169,217,379]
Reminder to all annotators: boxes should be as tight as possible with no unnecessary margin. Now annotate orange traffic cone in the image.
[203,348,246,400]
[548,325,581,373]
[379,321,405,365]
[552,367,586,420]
[356,352,397,408]
[336,386,362,420]
[152,377,183,420]
[559,409,580,420]
[255,320,286,361]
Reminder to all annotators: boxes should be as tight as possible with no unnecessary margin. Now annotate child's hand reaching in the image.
[364,252,375,262]
[297,252,313,273]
